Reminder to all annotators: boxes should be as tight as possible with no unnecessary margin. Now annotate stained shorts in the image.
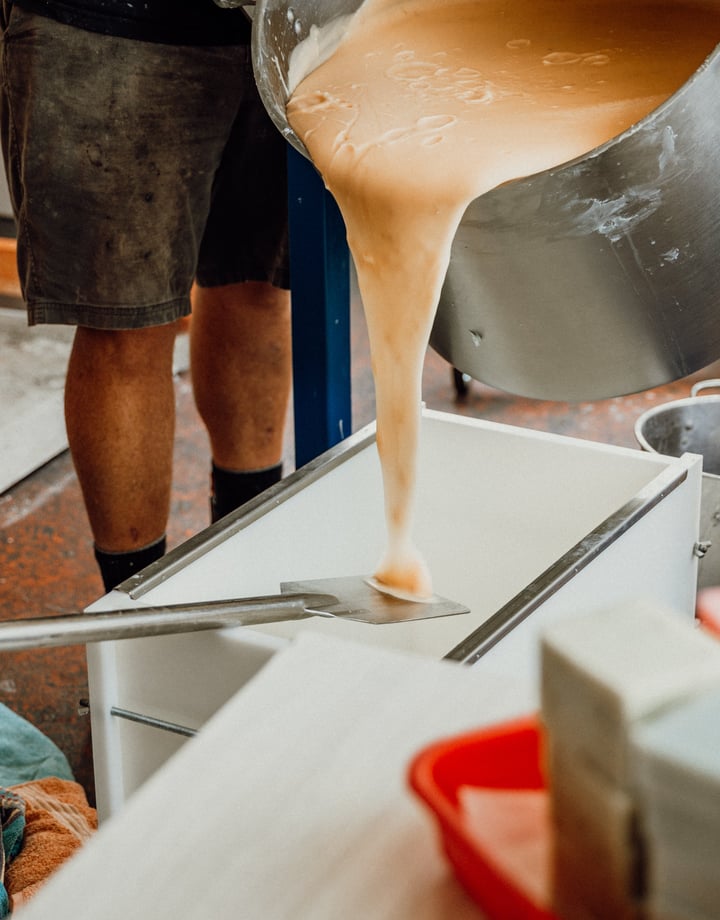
[0,6,290,329]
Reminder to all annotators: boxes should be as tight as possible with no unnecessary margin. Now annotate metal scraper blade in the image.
[281,575,470,625]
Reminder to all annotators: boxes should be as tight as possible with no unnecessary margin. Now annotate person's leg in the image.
[193,43,292,521]
[190,281,292,519]
[191,281,291,469]
[64,323,180,554]
[1,15,249,586]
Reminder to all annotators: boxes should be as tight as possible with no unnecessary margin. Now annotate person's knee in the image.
[72,322,180,375]
[193,280,290,315]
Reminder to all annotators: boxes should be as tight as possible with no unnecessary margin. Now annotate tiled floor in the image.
[1,292,719,808]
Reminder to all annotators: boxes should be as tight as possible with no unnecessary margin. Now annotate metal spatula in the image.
[0,575,469,651]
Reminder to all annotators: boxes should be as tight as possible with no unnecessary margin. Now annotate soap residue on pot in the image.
[286,0,720,599]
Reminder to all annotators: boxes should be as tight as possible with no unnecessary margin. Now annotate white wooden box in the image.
[86,409,702,819]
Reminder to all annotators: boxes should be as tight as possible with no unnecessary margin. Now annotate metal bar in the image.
[110,707,198,738]
[444,462,690,665]
[0,594,338,651]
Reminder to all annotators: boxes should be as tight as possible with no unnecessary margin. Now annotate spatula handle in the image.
[0,594,337,651]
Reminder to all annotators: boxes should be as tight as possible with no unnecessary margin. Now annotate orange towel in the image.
[5,777,96,911]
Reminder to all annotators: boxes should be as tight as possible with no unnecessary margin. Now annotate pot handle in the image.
[691,379,720,398]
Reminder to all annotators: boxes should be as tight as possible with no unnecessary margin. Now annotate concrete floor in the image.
[1,292,719,807]
[0,308,74,494]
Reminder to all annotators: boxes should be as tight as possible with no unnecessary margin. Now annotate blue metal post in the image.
[287,145,352,468]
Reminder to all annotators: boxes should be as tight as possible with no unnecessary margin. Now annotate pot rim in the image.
[634,383,720,473]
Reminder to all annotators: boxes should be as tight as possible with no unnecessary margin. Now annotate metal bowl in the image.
[252,0,720,401]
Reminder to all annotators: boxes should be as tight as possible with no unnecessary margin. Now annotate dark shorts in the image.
[0,6,290,329]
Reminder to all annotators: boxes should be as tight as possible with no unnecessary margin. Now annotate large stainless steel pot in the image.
[636,380,720,588]
[252,0,720,401]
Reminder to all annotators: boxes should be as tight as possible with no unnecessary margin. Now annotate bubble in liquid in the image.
[543,51,584,66]
[584,53,610,66]
[287,7,295,22]
[294,18,304,36]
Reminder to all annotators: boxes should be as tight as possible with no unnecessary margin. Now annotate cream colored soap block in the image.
[649,899,714,920]
[632,687,720,818]
[541,602,720,785]
[632,688,720,919]
[552,835,641,920]
[548,740,642,920]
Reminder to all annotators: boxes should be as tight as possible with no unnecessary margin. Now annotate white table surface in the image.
[21,632,537,920]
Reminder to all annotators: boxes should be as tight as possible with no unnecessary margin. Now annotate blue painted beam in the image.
[287,145,352,468]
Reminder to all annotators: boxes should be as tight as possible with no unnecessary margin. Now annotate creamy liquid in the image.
[287,0,720,599]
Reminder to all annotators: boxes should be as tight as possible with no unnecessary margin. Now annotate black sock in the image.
[94,535,167,592]
[210,462,283,523]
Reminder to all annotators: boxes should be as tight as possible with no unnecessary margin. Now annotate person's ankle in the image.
[94,535,167,592]
[210,462,283,523]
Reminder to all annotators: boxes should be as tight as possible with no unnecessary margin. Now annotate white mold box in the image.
[86,409,702,818]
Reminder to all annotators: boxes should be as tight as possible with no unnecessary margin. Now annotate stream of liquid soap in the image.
[287,0,720,599]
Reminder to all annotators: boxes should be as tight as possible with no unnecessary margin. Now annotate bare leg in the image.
[190,281,292,471]
[64,322,179,553]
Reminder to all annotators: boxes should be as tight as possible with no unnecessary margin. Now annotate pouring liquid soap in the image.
[287,0,720,600]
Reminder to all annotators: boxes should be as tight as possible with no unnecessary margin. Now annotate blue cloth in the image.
[0,703,74,787]
[0,789,25,918]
